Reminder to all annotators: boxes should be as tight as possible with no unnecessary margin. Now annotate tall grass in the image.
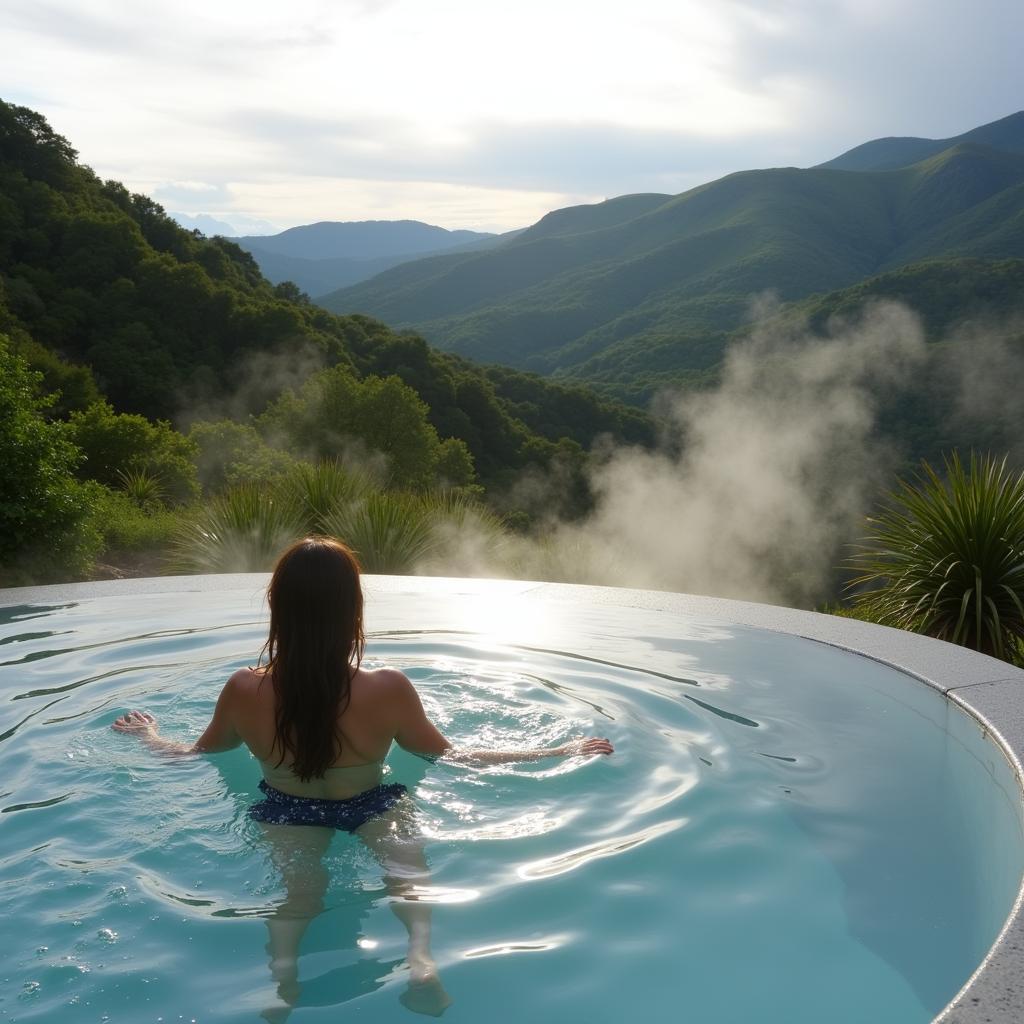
[850,452,1024,663]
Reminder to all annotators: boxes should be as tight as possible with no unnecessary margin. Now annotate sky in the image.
[2,0,1023,235]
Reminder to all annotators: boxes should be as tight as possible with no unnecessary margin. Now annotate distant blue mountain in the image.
[228,219,503,295]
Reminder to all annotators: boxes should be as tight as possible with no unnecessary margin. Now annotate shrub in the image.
[850,452,1024,663]
[91,485,184,556]
[67,401,199,502]
[188,419,294,494]
[116,467,167,509]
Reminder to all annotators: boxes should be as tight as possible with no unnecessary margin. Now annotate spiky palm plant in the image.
[168,484,306,574]
[850,452,1024,663]
[320,492,439,574]
[276,459,377,533]
[116,468,166,509]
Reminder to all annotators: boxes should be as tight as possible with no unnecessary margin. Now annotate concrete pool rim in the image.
[2,572,1022,1024]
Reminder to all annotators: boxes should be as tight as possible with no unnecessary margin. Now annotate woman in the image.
[114,536,613,1018]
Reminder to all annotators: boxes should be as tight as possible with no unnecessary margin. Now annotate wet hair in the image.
[261,536,365,780]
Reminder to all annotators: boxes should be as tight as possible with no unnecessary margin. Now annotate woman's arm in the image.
[112,672,245,756]
[387,670,614,764]
[440,737,613,766]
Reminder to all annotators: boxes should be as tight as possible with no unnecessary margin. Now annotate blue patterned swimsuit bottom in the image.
[248,779,408,831]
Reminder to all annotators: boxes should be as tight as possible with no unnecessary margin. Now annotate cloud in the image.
[151,180,232,206]
[723,0,1024,161]
[2,0,1022,228]
[205,108,782,195]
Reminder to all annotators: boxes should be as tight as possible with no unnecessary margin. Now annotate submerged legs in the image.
[258,822,333,1021]
[356,799,452,1017]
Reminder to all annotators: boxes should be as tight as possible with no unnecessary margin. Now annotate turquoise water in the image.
[1,580,1022,1023]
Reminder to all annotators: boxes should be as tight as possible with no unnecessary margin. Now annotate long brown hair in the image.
[262,536,365,780]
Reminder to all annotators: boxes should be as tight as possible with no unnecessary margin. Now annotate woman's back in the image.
[230,664,413,799]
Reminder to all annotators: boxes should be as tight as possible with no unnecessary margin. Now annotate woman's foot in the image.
[399,958,452,1017]
[267,954,300,1005]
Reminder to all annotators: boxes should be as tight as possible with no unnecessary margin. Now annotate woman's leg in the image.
[356,798,452,1017]
[258,822,334,1020]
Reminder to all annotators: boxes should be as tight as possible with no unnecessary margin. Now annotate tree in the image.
[0,335,99,583]
[260,367,473,490]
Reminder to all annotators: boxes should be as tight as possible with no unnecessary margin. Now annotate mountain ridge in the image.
[817,110,1024,172]
[319,112,1024,395]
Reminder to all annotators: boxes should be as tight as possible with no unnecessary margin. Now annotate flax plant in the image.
[320,492,438,574]
[276,459,376,533]
[116,468,166,509]
[168,484,305,573]
[850,452,1024,663]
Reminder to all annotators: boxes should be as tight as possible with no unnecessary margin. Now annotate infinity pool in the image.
[1,577,1021,1023]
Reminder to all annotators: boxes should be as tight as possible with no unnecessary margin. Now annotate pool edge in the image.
[3,573,1022,1024]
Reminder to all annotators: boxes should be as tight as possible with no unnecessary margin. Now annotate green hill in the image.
[320,114,1024,396]
[0,99,653,491]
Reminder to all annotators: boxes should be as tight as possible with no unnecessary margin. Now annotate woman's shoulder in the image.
[225,665,271,697]
[354,665,412,691]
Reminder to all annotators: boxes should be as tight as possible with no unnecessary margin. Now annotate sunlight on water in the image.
[0,584,1021,1024]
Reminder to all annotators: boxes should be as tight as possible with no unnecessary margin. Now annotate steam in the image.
[177,340,328,428]
[424,300,930,607]
[165,295,1019,608]
[944,317,1024,463]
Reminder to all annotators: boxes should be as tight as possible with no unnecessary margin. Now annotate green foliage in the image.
[0,335,101,583]
[434,436,476,487]
[169,459,509,577]
[4,334,102,416]
[91,485,184,555]
[795,258,1024,338]
[66,401,198,502]
[850,453,1024,663]
[0,99,656,508]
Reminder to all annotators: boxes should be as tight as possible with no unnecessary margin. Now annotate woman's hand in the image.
[112,710,158,737]
[560,737,614,757]
[111,709,198,756]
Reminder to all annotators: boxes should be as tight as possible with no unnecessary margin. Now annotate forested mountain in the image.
[321,113,1024,401]
[231,220,504,297]
[0,100,652,489]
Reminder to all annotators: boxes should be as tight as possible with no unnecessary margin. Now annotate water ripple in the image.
[517,819,687,880]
